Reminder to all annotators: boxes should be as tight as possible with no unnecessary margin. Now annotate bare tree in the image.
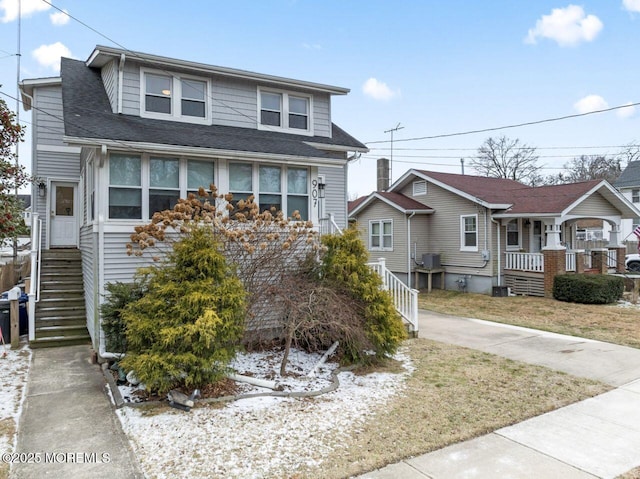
[615,142,640,165]
[546,155,621,184]
[470,136,541,185]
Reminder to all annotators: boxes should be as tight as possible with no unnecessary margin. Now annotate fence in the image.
[0,255,30,292]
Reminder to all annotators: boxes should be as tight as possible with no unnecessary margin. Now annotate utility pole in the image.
[13,0,21,261]
[384,123,404,185]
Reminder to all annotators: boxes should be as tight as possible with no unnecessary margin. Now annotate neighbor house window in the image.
[506,219,520,250]
[370,220,393,251]
[287,167,308,220]
[633,189,640,203]
[258,88,312,133]
[413,180,427,196]
[109,154,142,219]
[142,70,208,121]
[149,157,180,218]
[460,214,478,251]
[259,165,282,213]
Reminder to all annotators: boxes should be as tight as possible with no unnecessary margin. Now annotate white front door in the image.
[50,182,78,247]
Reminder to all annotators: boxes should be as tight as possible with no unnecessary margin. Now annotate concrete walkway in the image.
[360,310,640,479]
[11,344,142,479]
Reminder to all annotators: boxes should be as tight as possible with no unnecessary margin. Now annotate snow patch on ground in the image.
[0,341,32,458]
[116,347,413,479]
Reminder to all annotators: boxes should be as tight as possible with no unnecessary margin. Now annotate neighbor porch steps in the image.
[30,248,90,348]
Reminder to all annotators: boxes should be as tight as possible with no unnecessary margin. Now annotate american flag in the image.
[635,226,640,240]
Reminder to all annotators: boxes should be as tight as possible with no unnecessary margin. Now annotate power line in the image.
[365,102,640,145]
[367,144,637,152]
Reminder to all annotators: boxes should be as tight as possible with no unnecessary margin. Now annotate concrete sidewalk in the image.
[360,310,640,479]
[11,344,142,479]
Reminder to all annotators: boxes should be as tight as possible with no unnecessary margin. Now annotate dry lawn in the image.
[419,290,640,349]
[308,338,608,479]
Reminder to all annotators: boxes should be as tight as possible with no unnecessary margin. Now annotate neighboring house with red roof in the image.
[349,168,640,297]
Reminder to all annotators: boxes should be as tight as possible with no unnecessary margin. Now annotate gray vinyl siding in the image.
[400,181,492,276]
[101,60,118,113]
[103,232,154,284]
[568,192,621,216]
[353,201,408,273]
[118,61,332,136]
[33,86,65,146]
[36,150,80,178]
[212,78,256,128]
[319,163,348,228]
[121,62,140,115]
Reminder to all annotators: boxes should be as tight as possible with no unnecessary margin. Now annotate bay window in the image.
[259,165,282,213]
[149,157,180,218]
[187,160,215,198]
[229,162,253,204]
[287,167,308,220]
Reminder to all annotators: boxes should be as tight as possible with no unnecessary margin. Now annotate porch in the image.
[503,248,624,297]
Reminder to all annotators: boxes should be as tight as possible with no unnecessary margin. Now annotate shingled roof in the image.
[60,57,367,159]
[348,191,434,216]
[614,161,640,188]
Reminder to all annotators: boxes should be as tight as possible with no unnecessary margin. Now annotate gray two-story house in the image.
[20,45,367,352]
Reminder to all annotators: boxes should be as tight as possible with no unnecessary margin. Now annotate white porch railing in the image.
[367,258,419,334]
[318,213,342,236]
[504,252,544,272]
[565,251,576,272]
[27,213,42,342]
[607,249,617,268]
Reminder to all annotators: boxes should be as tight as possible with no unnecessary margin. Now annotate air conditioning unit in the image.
[422,253,441,269]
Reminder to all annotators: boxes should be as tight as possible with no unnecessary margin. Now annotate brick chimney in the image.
[377,158,390,191]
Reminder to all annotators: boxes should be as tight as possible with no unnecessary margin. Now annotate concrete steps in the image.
[32,248,90,348]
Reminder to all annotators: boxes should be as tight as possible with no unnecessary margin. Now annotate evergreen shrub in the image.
[553,273,624,304]
[320,227,407,363]
[100,280,147,354]
[120,227,247,394]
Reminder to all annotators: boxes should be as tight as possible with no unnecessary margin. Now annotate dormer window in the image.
[258,88,312,134]
[141,69,209,123]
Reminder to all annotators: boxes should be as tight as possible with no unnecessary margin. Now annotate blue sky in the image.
[1,0,640,197]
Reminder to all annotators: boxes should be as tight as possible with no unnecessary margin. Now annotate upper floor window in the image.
[258,88,312,134]
[460,214,478,252]
[142,70,208,122]
[413,180,427,196]
[633,189,640,203]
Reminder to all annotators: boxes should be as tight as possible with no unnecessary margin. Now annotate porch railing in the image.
[367,258,419,334]
[565,251,576,272]
[504,252,544,272]
[28,213,42,342]
[318,213,342,236]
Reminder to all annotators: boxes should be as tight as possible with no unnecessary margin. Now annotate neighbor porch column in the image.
[608,223,626,273]
[542,222,566,298]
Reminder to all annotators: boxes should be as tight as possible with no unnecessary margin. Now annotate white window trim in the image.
[460,214,478,252]
[632,189,640,203]
[257,87,314,136]
[369,219,393,252]
[140,68,211,125]
[505,219,521,251]
[413,180,427,196]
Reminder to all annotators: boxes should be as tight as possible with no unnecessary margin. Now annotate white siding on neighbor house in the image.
[319,163,347,228]
[353,201,408,274]
[568,192,621,217]
[399,181,493,276]
[33,86,65,146]
[101,60,118,113]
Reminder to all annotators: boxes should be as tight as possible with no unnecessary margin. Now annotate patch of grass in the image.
[419,290,640,348]
[306,339,609,479]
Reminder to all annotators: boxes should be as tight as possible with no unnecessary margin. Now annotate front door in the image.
[50,182,78,247]
[532,221,543,253]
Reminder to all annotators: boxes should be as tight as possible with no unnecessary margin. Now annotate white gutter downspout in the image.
[407,212,416,288]
[117,53,125,114]
[491,216,501,286]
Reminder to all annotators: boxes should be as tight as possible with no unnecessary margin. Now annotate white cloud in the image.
[50,9,69,26]
[623,0,640,13]
[362,77,399,101]
[574,94,608,114]
[617,102,636,119]
[525,5,603,47]
[32,42,72,72]
[0,0,50,23]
